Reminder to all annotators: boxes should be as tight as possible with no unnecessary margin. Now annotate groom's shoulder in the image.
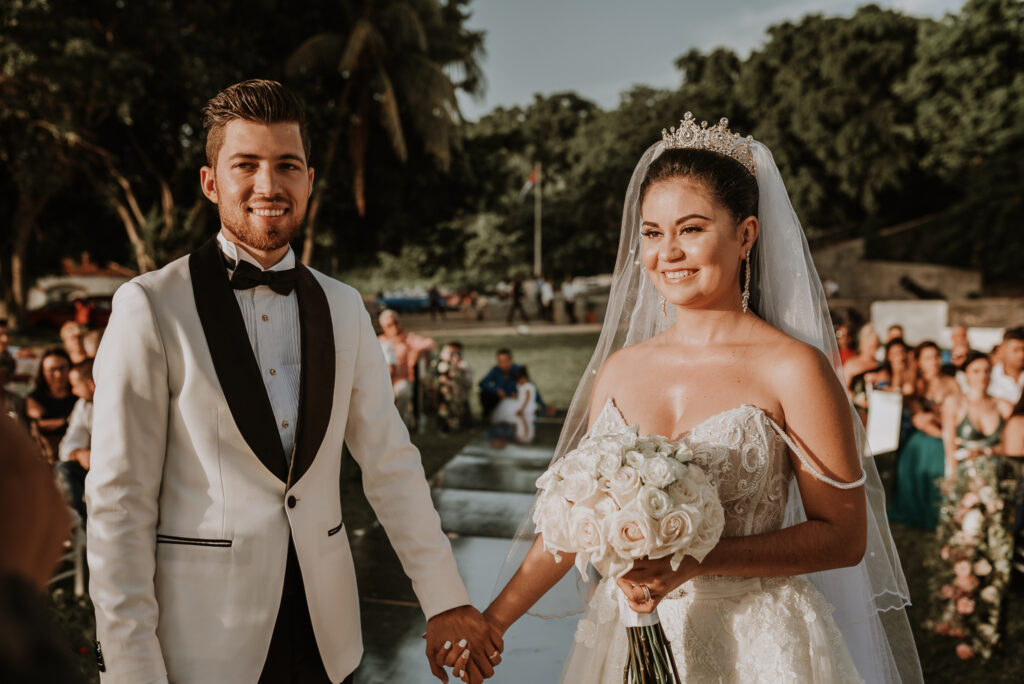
[119,254,192,297]
[305,267,366,307]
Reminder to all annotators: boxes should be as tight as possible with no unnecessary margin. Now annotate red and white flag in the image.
[518,164,540,201]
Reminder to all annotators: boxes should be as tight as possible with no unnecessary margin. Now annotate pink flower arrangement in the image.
[954,574,979,593]
[939,584,956,599]
[934,622,950,635]
[955,597,975,615]
[956,643,974,659]
[940,545,950,560]
[953,560,972,577]
[960,492,980,508]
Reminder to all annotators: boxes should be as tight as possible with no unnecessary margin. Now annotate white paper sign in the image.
[866,387,903,456]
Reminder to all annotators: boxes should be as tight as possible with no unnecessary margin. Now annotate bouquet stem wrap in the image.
[618,593,680,684]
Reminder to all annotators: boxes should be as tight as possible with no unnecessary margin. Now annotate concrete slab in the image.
[432,489,538,539]
[431,454,546,494]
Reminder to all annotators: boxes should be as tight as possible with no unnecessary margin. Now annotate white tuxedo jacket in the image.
[86,238,470,683]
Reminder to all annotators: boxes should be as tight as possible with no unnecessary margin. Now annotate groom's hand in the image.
[425,605,503,684]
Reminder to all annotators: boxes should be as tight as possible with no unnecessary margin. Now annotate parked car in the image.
[24,293,112,330]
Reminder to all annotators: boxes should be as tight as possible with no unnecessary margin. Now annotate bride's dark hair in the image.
[639,148,758,222]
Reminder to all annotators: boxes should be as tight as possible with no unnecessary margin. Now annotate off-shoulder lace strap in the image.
[765,416,866,490]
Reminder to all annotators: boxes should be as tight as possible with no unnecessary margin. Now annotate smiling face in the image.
[917,345,942,378]
[200,119,314,254]
[640,177,757,312]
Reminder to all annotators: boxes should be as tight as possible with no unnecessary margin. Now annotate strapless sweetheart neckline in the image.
[601,398,770,444]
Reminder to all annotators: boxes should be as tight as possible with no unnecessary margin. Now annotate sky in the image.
[456,0,966,120]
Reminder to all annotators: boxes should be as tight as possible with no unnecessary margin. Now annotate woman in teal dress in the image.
[888,342,962,529]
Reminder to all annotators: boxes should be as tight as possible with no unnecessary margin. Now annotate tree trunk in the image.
[113,202,157,273]
[9,189,51,328]
[301,123,343,265]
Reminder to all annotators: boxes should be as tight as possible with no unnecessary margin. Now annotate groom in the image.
[86,80,501,684]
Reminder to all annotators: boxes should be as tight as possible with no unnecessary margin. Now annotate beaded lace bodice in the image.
[595,400,793,540]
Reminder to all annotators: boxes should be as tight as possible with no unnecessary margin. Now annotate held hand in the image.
[616,556,702,614]
[425,605,503,684]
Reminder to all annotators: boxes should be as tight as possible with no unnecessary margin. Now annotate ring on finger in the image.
[488,650,500,661]
[641,584,652,602]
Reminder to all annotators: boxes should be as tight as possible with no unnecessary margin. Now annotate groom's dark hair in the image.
[202,79,311,166]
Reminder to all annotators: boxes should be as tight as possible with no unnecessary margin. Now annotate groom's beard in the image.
[219,198,304,252]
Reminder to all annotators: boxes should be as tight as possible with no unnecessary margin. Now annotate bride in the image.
[437,116,922,683]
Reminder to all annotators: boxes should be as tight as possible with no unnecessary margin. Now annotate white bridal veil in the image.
[494,136,924,683]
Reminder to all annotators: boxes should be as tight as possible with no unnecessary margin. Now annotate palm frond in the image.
[339,20,383,74]
[285,33,347,78]
[373,62,408,162]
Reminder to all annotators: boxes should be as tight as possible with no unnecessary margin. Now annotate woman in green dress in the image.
[888,342,961,529]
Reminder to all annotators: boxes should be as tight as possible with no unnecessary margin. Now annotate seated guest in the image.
[941,325,974,372]
[25,349,76,464]
[58,321,87,365]
[479,348,549,419]
[434,341,472,432]
[886,324,905,343]
[888,342,962,529]
[865,337,915,396]
[378,309,436,426]
[487,367,538,448]
[56,360,95,524]
[988,327,1024,404]
[834,320,856,365]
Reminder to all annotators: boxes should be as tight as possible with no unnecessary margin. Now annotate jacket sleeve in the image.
[343,301,470,619]
[85,281,169,684]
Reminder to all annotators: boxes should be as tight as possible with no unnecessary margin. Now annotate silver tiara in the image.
[661,112,755,176]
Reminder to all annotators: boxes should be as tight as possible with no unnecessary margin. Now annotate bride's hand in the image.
[616,556,702,614]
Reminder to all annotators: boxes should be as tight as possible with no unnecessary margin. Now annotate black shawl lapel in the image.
[288,266,335,486]
[189,237,289,482]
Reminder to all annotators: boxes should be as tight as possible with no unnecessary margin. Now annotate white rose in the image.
[688,496,725,562]
[652,505,698,560]
[606,466,642,507]
[640,454,683,488]
[607,506,655,560]
[638,439,658,458]
[637,485,674,520]
[553,456,580,479]
[980,585,1000,603]
[597,451,623,479]
[533,493,572,553]
[569,506,607,560]
[673,444,694,463]
[576,448,603,478]
[535,469,561,492]
[437,361,450,373]
[973,559,992,576]
[624,450,645,469]
[667,477,701,506]
[582,491,619,517]
[962,509,984,540]
[562,471,600,502]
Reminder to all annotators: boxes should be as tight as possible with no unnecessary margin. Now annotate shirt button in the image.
[287,495,296,509]
[262,314,269,322]
[281,420,289,429]
[269,368,277,376]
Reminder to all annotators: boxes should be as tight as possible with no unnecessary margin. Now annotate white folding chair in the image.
[49,508,86,597]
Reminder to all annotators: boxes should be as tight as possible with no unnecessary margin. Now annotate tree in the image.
[285,0,484,263]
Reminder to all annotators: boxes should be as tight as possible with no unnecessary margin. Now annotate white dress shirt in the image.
[989,363,1024,404]
[216,232,301,461]
[59,397,93,462]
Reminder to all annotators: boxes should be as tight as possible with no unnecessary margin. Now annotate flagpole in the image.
[533,162,542,278]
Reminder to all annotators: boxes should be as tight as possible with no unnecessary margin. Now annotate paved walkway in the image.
[352,434,576,683]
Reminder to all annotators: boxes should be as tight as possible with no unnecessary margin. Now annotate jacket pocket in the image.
[327,520,344,537]
[156,533,232,548]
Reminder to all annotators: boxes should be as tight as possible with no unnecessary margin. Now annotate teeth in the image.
[252,208,285,217]
[664,270,697,280]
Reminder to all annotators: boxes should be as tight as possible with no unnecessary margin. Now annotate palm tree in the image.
[286,0,484,263]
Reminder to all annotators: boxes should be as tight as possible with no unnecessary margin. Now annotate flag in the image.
[518,164,540,201]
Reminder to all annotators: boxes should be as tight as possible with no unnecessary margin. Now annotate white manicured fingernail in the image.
[443,640,452,650]
[456,670,464,678]
[461,648,470,659]
[458,638,467,648]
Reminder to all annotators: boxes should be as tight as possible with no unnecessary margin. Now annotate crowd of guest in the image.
[1,320,101,533]
[836,318,1024,658]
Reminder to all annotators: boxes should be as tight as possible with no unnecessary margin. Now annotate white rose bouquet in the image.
[533,422,725,684]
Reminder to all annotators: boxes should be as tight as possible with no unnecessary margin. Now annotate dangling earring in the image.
[741,251,751,314]
[660,295,667,317]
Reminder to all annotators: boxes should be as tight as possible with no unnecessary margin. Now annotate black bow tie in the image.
[225,257,298,295]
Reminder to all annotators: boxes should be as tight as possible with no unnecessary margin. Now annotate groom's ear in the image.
[200,166,219,204]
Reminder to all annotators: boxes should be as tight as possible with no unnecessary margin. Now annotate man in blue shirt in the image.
[479,348,546,419]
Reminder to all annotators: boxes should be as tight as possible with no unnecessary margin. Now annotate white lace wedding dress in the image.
[561,400,864,683]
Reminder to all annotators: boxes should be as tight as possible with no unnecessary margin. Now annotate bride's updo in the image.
[639,148,758,223]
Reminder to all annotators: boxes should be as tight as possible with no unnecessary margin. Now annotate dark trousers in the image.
[480,390,501,419]
[506,299,529,323]
[259,538,353,684]
[564,300,577,324]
